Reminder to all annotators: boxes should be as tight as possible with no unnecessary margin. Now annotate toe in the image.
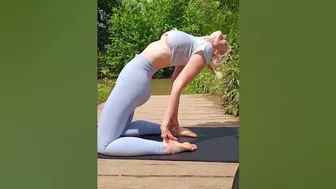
[190,132,197,137]
[180,128,197,137]
[182,142,197,151]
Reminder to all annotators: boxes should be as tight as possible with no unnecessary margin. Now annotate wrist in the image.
[162,114,177,125]
[162,117,172,126]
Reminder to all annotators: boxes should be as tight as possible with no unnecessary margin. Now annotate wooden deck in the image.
[97,95,239,189]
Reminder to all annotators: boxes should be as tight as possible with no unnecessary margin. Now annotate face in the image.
[210,31,231,58]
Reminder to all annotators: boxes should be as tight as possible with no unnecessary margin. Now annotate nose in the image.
[222,35,227,39]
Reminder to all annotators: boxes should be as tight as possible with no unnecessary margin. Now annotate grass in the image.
[97,78,115,104]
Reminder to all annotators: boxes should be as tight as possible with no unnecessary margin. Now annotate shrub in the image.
[98,0,240,116]
[185,0,240,116]
[97,78,115,104]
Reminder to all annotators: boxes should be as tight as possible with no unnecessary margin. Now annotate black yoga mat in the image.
[232,166,240,189]
[98,126,239,163]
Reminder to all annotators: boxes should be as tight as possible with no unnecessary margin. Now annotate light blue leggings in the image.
[97,54,163,156]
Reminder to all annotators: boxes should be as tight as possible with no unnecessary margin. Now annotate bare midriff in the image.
[140,34,172,70]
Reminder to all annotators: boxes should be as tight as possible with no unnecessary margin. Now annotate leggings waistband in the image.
[133,54,157,75]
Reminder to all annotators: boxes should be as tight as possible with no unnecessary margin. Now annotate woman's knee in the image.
[97,137,117,154]
[97,144,106,154]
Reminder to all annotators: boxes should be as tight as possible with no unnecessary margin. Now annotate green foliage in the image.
[184,0,240,116]
[182,0,225,35]
[97,0,240,116]
[97,78,115,104]
[104,0,187,76]
[219,53,239,116]
[97,49,108,78]
[186,69,217,94]
[98,0,121,52]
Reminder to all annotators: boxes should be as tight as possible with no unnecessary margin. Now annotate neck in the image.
[202,36,216,55]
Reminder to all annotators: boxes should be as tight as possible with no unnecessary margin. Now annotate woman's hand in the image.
[169,117,181,135]
[161,52,205,141]
[160,116,181,141]
[160,123,178,142]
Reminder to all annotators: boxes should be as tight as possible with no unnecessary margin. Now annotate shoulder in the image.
[192,39,213,64]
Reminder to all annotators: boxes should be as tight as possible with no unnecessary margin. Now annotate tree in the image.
[98,0,121,52]
[105,0,187,76]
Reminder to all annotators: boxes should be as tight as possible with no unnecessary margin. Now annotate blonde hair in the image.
[166,29,232,79]
[206,40,232,79]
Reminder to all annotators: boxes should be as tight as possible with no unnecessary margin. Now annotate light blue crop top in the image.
[165,30,213,66]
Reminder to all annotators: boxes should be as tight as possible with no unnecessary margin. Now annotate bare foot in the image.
[163,140,197,155]
[177,127,197,137]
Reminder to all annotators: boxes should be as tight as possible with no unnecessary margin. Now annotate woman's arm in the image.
[161,52,206,139]
[170,65,184,119]
[171,65,185,84]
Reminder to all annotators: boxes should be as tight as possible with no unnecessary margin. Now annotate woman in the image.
[98,29,231,156]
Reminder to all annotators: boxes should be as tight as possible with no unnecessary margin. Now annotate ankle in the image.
[163,141,174,155]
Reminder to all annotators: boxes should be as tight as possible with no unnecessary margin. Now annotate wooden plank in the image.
[98,159,238,177]
[97,95,239,189]
[98,176,234,189]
